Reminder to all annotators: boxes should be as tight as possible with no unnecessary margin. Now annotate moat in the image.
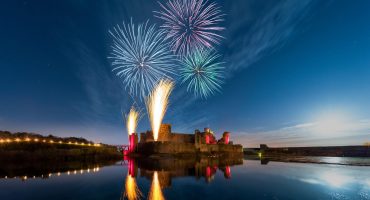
[0,157,369,200]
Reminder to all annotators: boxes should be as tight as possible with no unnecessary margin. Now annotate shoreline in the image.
[245,155,370,166]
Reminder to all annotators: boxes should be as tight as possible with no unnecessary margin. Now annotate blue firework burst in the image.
[109,20,176,99]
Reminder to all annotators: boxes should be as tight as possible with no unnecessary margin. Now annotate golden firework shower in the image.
[146,80,174,141]
[124,174,142,200]
[148,171,165,200]
[126,107,140,136]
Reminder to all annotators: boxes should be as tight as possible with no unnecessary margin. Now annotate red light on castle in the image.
[223,132,230,144]
[129,134,135,152]
[224,135,229,144]
[205,135,210,144]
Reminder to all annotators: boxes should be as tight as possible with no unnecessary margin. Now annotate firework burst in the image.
[146,79,174,141]
[109,20,175,99]
[179,48,224,98]
[155,0,224,55]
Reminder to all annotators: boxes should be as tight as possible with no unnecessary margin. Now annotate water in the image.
[0,157,369,200]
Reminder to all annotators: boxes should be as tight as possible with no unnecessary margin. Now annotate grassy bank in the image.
[0,142,122,162]
[0,130,122,162]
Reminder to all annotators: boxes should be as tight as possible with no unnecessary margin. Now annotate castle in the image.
[129,124,243,155]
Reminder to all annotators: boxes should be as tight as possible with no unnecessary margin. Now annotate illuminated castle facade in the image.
[130,124,243,155]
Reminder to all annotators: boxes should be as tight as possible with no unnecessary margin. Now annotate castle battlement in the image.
[133,124,243,156]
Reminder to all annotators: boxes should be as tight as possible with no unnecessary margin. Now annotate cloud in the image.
[236,119,370,147]
[223,0,316,73]
[166,0,323,133]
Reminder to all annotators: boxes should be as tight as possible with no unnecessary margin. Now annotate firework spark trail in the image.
[126,107,140,136]
[179,48,224,98]
[146,80,174,141]
[109,20,175,99]
[154,0,224,55]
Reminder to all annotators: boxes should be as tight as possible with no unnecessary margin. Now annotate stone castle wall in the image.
[137,124,243,155]
[137,142,243,156]
[140,124,195,143]
[170,133,195,143]
[137,142,196,154]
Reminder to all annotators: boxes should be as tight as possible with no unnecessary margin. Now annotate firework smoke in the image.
[146,80,174,141]
[155,0,224,55]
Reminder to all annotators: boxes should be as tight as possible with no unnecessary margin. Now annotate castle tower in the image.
[157,124,171,142]
[129,133,138,152]
[222,132,230,144]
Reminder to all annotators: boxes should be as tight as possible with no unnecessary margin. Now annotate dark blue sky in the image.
[1,0,369,147]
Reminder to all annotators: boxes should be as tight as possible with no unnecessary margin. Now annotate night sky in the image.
[1,0,370,147]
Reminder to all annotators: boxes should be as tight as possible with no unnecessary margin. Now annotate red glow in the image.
[224,135,229,144]
[128,159,135,176]
[225,166,231,178]
[205,135,210,144]
[206,166,211,177]
[129,134,135,152]
[205,166,217,178]
[209,135,217,144]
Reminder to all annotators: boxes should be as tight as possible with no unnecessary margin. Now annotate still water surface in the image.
[0,157,369,200]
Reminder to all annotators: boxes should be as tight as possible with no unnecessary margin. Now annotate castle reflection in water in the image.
[0,156,243,200]
[122,156,243,200]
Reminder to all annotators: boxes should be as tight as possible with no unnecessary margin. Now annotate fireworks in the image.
[109,20,175,99]
[126,107,140,136]
[179,48,224,98]
[155,0,224,55]
[146,80,174,141]
[148,172,165,200]
[111,1,227,141]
